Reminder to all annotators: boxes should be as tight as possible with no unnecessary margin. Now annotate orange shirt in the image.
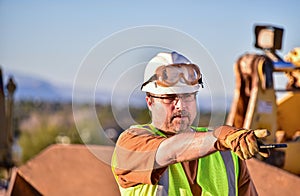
[113,127,258,195]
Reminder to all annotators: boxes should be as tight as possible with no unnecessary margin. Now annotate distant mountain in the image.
[0,69,146,106]
[1,68,232,111]
[2,70,70,102]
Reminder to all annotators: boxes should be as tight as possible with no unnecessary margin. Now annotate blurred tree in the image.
[16,101,83,163]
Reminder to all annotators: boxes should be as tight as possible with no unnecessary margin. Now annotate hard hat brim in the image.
[141,82,200,95]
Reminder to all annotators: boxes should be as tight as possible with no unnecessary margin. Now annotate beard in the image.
[169,110,191,133]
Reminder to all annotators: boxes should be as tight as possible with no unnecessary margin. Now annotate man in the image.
[112,51,269,195]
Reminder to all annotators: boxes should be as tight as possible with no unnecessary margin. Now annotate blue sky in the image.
[1,1,299,103]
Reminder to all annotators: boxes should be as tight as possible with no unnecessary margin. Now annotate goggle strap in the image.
[198,77,204,88]
[141,74,158,90]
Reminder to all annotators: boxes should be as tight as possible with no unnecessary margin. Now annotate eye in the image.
[166,96,176,101]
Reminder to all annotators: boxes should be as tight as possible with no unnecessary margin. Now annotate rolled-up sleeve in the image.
[113,128,167,188]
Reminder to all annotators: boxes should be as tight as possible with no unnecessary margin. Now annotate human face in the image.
[146,93,197,134]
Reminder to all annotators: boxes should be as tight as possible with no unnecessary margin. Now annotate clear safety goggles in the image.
[141,63,203,89]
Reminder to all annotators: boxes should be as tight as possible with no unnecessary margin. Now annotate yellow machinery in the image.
[226,25,300,175]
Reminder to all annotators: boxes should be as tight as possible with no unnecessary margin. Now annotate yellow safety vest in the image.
[112,124,239,196]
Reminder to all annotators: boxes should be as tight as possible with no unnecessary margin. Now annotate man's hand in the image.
[213,125,270,160]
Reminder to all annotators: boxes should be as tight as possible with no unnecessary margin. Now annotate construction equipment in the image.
[226,24,300,175]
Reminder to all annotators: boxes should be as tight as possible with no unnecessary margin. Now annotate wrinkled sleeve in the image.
[113,128,167,188]
[238,159,258,196]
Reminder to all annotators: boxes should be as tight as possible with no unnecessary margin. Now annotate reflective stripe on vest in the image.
[220,151,236,196]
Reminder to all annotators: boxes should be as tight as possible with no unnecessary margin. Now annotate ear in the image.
[145,96,153,111]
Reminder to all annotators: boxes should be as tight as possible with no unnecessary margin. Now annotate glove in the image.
[213,125,270,160]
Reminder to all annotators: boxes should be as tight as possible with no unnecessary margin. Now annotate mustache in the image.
[171,110,191,121]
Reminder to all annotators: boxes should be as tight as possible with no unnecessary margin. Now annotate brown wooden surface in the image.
[9,144,120,196]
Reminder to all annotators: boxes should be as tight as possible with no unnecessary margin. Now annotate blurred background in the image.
[1,1,300,195]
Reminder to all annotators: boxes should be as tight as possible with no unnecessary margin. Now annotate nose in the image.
[174,97,183,109]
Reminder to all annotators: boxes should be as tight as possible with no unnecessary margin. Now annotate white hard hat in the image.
[141,51,202,95]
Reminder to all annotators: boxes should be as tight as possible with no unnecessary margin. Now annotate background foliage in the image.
[13,100,214,164]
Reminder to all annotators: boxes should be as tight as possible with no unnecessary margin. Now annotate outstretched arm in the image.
[155,131,217,166]
[155,125,270,167]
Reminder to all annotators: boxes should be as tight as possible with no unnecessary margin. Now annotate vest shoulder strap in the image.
[220,151,237,196]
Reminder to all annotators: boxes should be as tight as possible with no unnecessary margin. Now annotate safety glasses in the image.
[148,93,197,104]
[141,63,203,89]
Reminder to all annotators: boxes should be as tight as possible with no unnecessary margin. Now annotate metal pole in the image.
[6,77,17,166]
[0,67,7,167]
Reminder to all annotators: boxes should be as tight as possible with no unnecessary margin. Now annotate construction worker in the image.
[112,51,269,196]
